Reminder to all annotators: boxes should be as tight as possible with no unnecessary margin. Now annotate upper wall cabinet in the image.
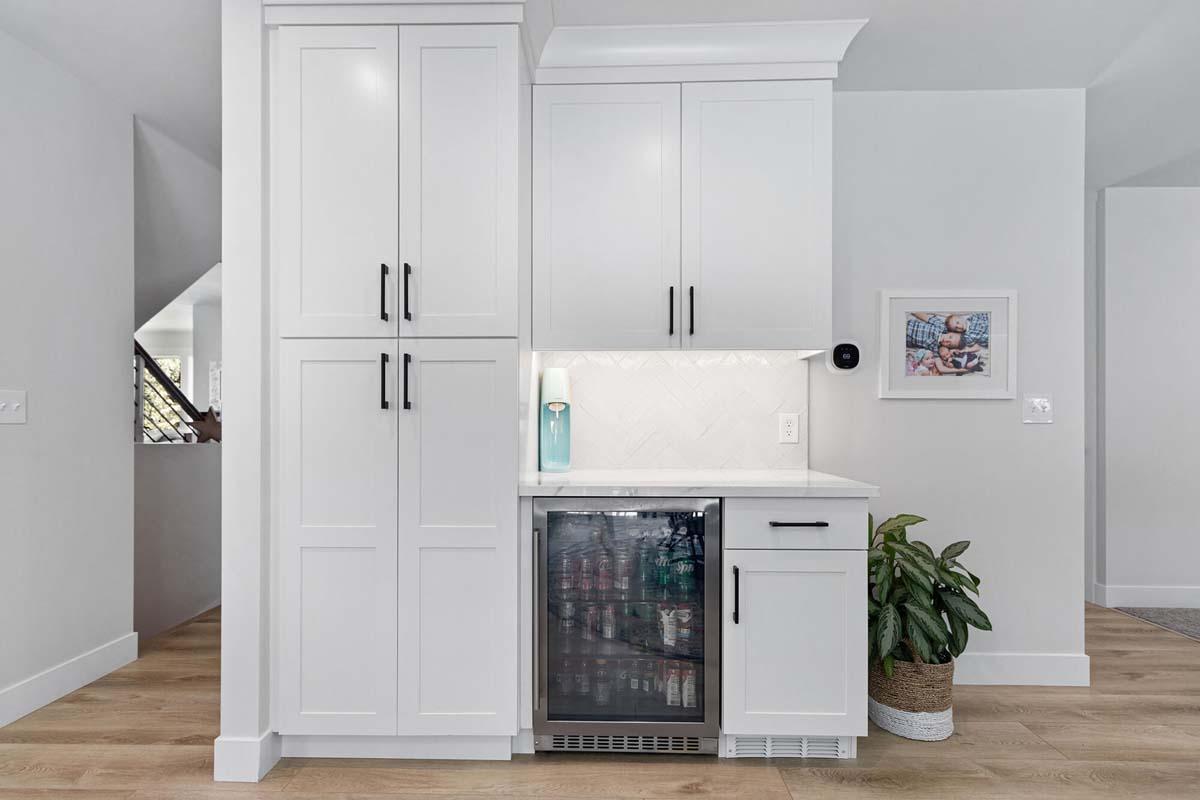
[276,25,518,339]
[682,81,831,350]
[533,84,681,350]
[532,80,832,351]
[277,26,399,338]
[400,26,518,338]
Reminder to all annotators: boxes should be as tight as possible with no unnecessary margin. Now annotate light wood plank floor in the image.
[1,604,1198,798]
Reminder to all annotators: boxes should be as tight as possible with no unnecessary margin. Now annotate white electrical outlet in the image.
[778,412,800,444]
[1023,394,1053,424]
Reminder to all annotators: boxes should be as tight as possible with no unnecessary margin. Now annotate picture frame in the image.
[878,289,1018,400]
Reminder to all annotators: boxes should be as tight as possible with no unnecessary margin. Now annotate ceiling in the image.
[543,0,1166,90]
[0,0,219,166]
[139,264,222,334]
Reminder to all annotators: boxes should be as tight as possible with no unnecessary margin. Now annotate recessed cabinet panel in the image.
[534,83,681,350]
[397,339,518,734]
[682,81,832,349]
[278,339,399,735]
[400,26,518,337]
[722,549,866,736]
[277,27,399,338]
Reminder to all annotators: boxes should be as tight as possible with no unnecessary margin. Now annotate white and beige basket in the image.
[867,659,955,741]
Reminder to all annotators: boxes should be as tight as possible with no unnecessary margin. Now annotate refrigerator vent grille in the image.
[547,734,703,754]
[726,735,855,759]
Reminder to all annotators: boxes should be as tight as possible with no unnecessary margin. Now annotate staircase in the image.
[134,339,220,443]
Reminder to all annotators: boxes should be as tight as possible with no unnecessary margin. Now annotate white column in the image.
[214,0,278,782]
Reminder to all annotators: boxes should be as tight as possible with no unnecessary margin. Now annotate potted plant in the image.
[867,514,991,741]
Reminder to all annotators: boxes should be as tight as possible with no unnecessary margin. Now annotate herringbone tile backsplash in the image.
[538,351,810,470]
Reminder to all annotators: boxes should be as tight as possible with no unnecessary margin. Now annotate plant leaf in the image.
[877,604,902,657]
[904,602,949,644]
[876,514,927,537]
[912,540,936,561]
[948,614,969,658]
[882,654,895,678]
[941,540,970,560]
[904,574,933,604]
[906,622,935,663]
[940,590,992,631]
[891,544,938,578]
[967,570,981,588]
[868,512,875,547]
[896,555,933,587]
[875,562,893,605]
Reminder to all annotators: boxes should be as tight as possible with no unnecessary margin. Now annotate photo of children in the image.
[904,311,990,377]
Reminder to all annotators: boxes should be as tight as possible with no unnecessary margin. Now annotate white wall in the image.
[1099,188,1200,607]
[193,301,222,411]
[0,26,136,724]
[134,118,221,328]
[811,90,1087,685]
[135,444,222,638]
[537,351,810,469]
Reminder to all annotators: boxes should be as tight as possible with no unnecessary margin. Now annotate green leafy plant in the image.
[868,514,992,677]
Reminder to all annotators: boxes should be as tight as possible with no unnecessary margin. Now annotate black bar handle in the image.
[768,521,830,528]
[403,263,413,322]
[380,264,390,322]
[380,353,390,410]
[402,353,412,410]
[669,286,675,336]
[732,565,740,624]
[688,285,695,336]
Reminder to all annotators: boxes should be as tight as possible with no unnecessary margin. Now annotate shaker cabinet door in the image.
[533,83,681,350]
[682,81,832,350]
[277,339,399,735]
[276,26,399,338]
[396,339,519,734]
[722,549,866,736]
[399,25,518,337]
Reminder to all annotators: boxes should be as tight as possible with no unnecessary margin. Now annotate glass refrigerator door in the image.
[544,507,708,724]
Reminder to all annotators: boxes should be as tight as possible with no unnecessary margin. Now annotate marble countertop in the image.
[518,469,879,498]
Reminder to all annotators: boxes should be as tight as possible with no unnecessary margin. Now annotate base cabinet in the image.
[722,549,867,737]
[276,339,518,736]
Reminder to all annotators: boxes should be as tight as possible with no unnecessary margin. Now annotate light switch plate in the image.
[1023,394,1053,424]
[0,390,27,424]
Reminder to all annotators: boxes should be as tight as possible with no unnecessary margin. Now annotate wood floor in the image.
[1,604,1198,798]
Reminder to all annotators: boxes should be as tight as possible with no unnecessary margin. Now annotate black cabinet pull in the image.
[732,565,740,624]
[669,286,675,336]
[380,352,389,410]
[768,521,830,528]
[403,263,413,322]
[380,264,390,322]
[688,285,695,336]
[402,353,412,410]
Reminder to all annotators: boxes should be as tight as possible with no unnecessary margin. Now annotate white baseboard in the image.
[1094,582,1200,608]
[214,730,282,782]
[953,652,1090,686]
[280,734,513,760]
[511,728,535,754]
[0,632,138,727]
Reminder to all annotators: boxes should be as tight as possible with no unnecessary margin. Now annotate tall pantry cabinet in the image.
[273,23,520,739]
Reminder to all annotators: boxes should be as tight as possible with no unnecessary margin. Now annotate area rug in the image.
[1116,607,1200,641]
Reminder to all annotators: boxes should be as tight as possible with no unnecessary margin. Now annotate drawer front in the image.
[724,497,867,550]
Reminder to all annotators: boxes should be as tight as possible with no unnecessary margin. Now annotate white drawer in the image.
[723,497,867,550]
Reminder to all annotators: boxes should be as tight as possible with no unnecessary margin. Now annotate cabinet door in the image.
[400,26,518,337]
[277,26,398,338]
[722,549,866,736]
[534,84,681,350]
[277,340,399,735]
[396,339,518,734]
[682,81,831,350]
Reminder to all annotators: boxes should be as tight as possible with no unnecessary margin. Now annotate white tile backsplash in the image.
[537,351,810,470]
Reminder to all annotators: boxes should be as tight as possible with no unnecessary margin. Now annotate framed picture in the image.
[878,289,1017,399]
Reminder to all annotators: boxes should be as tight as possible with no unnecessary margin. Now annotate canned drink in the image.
[682,664,698,709]
[601,604,616,640]
[582,604,599,641]
[665,661,682,707]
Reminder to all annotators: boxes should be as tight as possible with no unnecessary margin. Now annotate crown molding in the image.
[535,19,867,84]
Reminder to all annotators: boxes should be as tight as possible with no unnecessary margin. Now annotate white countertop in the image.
[518,469,879,498]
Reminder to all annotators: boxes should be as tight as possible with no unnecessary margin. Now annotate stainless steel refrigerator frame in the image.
[533,497,721,743]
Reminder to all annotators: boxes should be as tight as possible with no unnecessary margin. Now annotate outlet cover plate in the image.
[1023,394,1053,424]
[778,412,800,444]
[0,390,27,424]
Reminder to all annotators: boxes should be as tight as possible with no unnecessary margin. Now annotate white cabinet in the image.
[277,339,399,735]
[277,24,518,339]
[532,80,831,351]
[277,26,399,338]
[533,84,681,350]
[396,339,518,734]
[400,26,518,338]
[722,549,866,737]
[682,81,831,350]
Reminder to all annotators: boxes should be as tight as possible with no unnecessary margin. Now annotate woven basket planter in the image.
[868,658,955,741]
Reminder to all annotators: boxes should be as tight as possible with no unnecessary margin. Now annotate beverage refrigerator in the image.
[533,498,720,754]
